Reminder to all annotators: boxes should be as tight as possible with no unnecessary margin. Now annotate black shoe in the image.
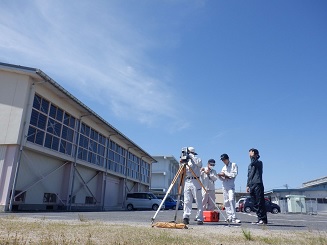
[197,220,204,225]
[183,218,189,225]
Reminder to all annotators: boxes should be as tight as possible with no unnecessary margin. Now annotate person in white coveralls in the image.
[201,159,218,211]
[217,153,241,223]
[181,147,204,225]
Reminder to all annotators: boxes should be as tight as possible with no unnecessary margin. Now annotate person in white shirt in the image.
[201,159,218,211]
[217,153,241,223]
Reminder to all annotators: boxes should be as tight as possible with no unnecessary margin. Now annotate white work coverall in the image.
[182,154,203,221]
[201,167,218,211]
[218,161,238,221]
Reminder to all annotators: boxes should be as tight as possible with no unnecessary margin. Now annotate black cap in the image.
[220,154,229,160]
[208,159,216,165]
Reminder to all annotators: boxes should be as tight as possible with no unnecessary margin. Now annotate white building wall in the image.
[0,64,155,211]
[152,158,168,172]
[0,145,8,204]
[151,156,179,195]
[72,165,101,205]
[151,173,165,190]
[0,70,35,210]
[16,150,67,204]
[0,71,30,145]
[151,157,168,192]
[0,145,20,210]
[126,181,137,193]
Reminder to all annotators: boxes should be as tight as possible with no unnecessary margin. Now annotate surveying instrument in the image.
[151,147,229,228]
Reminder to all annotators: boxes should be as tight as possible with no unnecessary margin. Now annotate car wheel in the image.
[171,205,176,210]
[272,208,279,214]
[126,204,134,211]
[245,207,252,213]
[152,204,159,211]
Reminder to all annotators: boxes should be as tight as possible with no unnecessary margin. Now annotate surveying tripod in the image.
[151,162,228,225]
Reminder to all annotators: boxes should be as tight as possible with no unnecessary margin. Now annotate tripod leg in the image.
[173,166,186,222]
[208,194,230,225]
[187,165,228,223]
[151,164,185,224]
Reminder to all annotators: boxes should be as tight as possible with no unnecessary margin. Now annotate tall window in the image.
[27,94,76,157]
[107,141,126,175]
[77,123,106,167]
[27,93,150,183]
[141,160,150,183]
[126,152,140,179]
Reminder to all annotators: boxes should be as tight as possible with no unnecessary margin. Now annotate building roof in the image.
[0,62,156,163]
[302,176,327,188]
[152,155,179,164]
[265,187,327,195]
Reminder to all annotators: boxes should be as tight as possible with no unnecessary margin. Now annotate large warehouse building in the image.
[0,62,156,212]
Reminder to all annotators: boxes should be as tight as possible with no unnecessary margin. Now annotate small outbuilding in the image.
[286,195,306,213]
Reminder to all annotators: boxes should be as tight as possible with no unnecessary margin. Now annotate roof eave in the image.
[0,62,156,163]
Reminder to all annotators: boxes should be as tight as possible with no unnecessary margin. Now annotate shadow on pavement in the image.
[240,221,306,228]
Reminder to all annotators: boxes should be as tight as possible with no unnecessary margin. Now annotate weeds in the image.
[242,228,253,241]
[317,236,327,245]
[260,236,278,244]
[86,233,93,245]
[78,213,88,222]
[305,231,327,245]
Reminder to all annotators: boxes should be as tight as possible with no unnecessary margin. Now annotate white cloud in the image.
[0,0,195,130]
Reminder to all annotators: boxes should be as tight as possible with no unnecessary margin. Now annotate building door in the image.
[104,177,119,208]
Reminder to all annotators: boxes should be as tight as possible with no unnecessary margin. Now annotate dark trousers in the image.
[250,183,267,223]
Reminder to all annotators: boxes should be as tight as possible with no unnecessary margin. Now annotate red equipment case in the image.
[203,211,219,222]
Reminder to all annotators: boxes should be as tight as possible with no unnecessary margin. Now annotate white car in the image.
[125,192,164,211]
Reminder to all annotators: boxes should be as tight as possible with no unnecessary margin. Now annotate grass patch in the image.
[0,217,326,244]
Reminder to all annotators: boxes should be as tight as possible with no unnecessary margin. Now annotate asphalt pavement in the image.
[1,209,326,232]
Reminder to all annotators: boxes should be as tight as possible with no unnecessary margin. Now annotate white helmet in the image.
[188,147,197,155]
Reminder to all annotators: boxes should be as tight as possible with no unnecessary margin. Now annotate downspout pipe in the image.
[122,147,132,209]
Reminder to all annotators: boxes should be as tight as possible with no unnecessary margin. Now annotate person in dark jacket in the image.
[246,148,267,224]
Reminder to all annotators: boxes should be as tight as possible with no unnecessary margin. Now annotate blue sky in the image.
[0,0,326,192]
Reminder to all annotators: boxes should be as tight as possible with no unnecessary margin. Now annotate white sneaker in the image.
[252,220,267,225]
[232,219,241,223]
[258,220,267,225]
